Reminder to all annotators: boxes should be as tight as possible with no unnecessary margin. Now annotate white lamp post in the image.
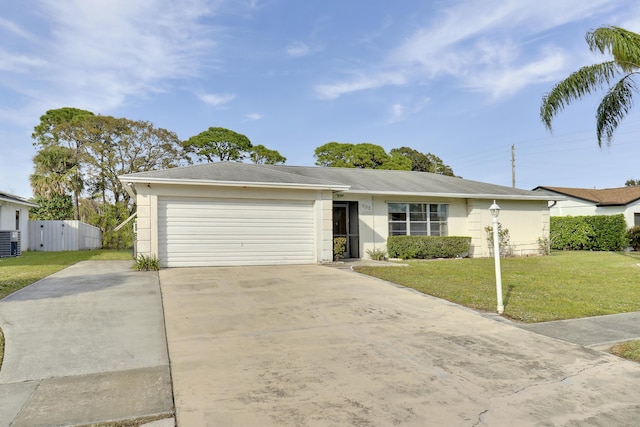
[489,200,504,314]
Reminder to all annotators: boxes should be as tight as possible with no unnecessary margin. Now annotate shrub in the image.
[550,214,628,251]
[485,222,515,257]
[628,226,640,251]
[134,254,160,271]
[366,247,387,261]
[387,236,471,259]
[333,237,347,261]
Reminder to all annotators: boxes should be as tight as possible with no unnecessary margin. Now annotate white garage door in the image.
[158,197,315,267]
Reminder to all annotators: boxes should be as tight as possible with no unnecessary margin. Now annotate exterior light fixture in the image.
[490,200,504,314]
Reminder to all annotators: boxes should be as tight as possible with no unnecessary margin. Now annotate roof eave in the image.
[341,189,563,201]
[0,196,39,208]
[118,176,350,192]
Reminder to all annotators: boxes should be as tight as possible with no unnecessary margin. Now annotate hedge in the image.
[387,236,471,259]
[550,214,628,251]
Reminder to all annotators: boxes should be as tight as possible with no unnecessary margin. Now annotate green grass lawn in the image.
[356,251,640,323]
[0,249,133,301]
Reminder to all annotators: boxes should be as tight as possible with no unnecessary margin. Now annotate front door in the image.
[333,202,359,258]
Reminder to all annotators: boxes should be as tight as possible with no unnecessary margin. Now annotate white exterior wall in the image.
[550,197,640,229]
[0,202,31,252]
[134,183,334,264]
[335,194,550,259]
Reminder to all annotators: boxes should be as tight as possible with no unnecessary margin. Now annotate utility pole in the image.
[511,144,516,188]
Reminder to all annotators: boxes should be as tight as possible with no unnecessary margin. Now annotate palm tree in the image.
[541,26,640,146]
[30,146,82,218]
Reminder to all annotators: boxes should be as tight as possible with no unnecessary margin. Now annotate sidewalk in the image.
[0,261,174,427]
[516,311,640,350]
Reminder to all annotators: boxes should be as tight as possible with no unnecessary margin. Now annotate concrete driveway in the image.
[160,265,640,426]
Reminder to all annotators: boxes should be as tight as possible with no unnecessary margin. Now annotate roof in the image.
[533,186,640,206]
[0,191,38,208]
[120,162,560,201]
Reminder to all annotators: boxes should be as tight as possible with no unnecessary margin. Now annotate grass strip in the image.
[356,251,640,323]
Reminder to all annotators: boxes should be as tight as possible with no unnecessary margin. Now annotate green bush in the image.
[134,254,160,271]
[366,247,387,261]
[333,237,347,261]
[628,226,640,251]
[485,222,515,257]
[550,214,628,251]
[387,236,471,259]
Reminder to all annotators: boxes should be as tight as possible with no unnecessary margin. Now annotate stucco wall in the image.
[333,194,550,259]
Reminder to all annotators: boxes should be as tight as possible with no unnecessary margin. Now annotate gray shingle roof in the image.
[120,162,557,200]
[0,191,38,207]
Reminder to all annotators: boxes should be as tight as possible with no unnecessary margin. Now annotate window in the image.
[15,210,20,230]
[635,212,640,227]
[388,203,448,236]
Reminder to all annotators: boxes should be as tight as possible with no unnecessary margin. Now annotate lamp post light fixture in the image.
[489,200,504,314]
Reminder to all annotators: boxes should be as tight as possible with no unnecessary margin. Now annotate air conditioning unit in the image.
[0,230,20,257]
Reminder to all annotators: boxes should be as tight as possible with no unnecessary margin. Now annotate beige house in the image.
[119,163,559,267]
[534,186,640,229]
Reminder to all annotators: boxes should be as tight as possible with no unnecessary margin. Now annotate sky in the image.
[2,0,640,198]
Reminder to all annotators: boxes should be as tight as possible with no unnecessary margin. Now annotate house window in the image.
[388,203,448,236]
[635,213,640,227]
[15,210,20,230]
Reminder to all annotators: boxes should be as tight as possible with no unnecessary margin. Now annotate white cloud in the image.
[198,93,236,106]
[318,0,618,101]
[1,0,219,114]
[286,42,311,57]
[245,113,263,120]
[387,97,430,123]
[315,72,406,99]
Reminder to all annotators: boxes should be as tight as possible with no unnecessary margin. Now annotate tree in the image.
[30,146,80,198]
[183,127,253,162]
[29,195,74,220]
[250,144,286,165]
[81,115,186,208]
[541,26,640,146]
[32,108,95,219]
[314,142,411,170]
[625,179,640,187]
[389,147,456,176]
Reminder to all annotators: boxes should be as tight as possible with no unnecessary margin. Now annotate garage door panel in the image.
[158,197,315,267]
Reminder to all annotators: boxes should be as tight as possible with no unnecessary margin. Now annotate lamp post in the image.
[489,200,504,314]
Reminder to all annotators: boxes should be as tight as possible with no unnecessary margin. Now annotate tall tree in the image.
[32,107,95,219]
[314,142,411,170]
[389,147,456,176]
[541,26,640,146]
[249,144,286,165]
[81,115,187,208]
[183,127,253,162]
[30,146,80,198]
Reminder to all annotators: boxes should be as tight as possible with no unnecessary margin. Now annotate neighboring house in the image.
[119,162,560,267]
[0,191,38,254]
[533,186,640,229]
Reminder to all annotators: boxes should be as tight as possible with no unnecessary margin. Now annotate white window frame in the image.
[388,203,448,237]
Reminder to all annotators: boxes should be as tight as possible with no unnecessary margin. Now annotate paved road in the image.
[160,265,640,426]
[0,261,173,427]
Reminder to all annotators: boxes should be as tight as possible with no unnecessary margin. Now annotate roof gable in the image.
[534,186,640,206]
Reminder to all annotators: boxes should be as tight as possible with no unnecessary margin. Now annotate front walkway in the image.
[0,261,173,427]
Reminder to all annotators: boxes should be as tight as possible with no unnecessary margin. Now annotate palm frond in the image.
[587,26,640,72]
[596,76,637,146]
[540,61,619,131]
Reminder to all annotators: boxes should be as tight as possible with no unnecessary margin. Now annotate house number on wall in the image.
[360,203,372,212]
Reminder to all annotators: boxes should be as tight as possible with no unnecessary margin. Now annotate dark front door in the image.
[333,202,359,258]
